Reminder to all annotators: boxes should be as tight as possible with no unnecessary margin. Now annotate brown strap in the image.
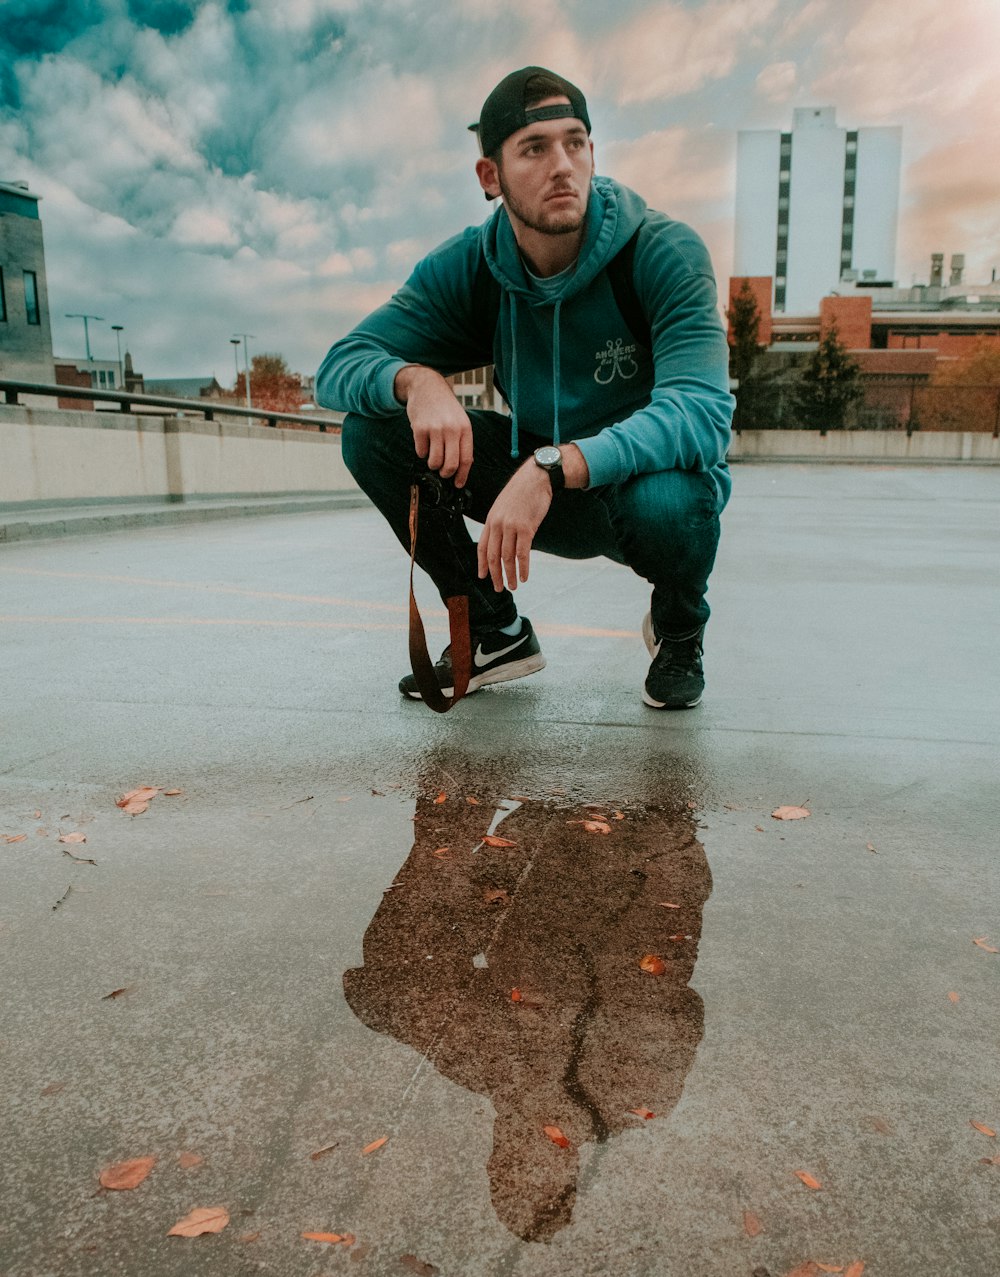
[407,483,471,713]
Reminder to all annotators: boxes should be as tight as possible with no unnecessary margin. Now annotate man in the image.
[316,66,734,708]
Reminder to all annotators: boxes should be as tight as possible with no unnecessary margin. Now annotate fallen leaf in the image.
[866,842,877,853]
[755,825,765,832]
[117,786,160,815]
[973,937,999,953]
[582,820,611,834]
[668,933,691,942]
[794,1170,822,1190]
[102,986,133,1000]
[970,1120,996,1138]
[400,1256,440,1277]
[4,834,27,844]
[658,901,681,909]
[483,889,510,905]
[34,810,42,818]
[772,806,810,821]
[239,1231,261,1243]
[167,1206,230,1237]
[432,847,450,859]
[58,832,87,844]
[178,1152,204,1169]
[466,797,479,805]
[948,992,961,1003]
[628,1107,656,1120]
[361,1136,388,1156]
[511,988,523,1002]
[815,1266,845,1274]
[433,792,447,805]
[743,1209,764,1238]
[844,1264,866,1277]
[40,1082,66,1096]
[302,1231,349,1244]
[309,1142,338,1161]
[686,800,697,809]
[980,1155,1000,1165]
[62,848,97,865]
[612,811,625,820]
[543,1125,570,1149]
[164,789,183,797]
[482,835,516,847]
[100,1156,156,1191]
[639,954,667,976]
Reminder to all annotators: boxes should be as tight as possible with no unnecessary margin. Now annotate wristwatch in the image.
[533,445,565,492]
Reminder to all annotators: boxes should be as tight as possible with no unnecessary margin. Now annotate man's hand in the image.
[394,365,473,488]
[477,462,553,592]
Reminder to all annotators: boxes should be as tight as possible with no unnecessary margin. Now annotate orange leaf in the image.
[482,835,516,847]
[612,811,625,820]
[4,834,27,844]
[543,1125,570,1149]
[117,786,160,815]
[628,1107,656,1120]
[948,991,961,1003]
[772,805,810,821]
[844,1264,866,1277]
[431,847,450,859]
[167,1206,230,1237]
[794,1169,822,1189]
[164,789,183,797]
[970,1120,997,1137]
[639,954,666,976]
[302,1231,348,1244]
[466,797,479,805]
[659,901,681,909]
[571,819,611,834]
[433,792,447,805]
[816,1265,845,1273]
[361,1136,388,1156]
[177,1152,204,1169]
[742,1209,764,1238]
[973,937,999,953]
[100,1156,156,1190]
[510,988,523,1002]
[58,832,87,844]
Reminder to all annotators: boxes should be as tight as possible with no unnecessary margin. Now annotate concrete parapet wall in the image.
[0,405,358,506]
[728,429,1000,463]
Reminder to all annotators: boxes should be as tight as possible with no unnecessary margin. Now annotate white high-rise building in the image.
[734,107,902,314]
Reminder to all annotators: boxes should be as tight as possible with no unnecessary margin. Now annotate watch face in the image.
[535,446,561,467]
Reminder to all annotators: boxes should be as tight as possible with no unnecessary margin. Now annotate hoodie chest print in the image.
[594,337,639,384]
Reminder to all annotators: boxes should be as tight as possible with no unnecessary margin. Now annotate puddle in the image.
[343,762,711,1242]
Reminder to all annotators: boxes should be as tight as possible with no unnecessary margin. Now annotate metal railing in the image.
[0,379,342,432]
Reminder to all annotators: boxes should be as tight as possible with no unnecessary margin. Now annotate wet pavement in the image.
[1,464,998,1277]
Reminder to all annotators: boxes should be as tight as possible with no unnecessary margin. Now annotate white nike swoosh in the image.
[473,636,525,668]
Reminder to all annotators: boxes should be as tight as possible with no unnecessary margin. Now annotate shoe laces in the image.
[652,633,703,675]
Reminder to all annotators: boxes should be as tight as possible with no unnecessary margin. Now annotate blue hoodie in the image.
[315,177,734,504]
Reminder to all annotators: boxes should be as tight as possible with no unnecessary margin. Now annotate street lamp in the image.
[231,332,255,424]
[65,312,104,363]
[111,324,125,388]
[229,337,241,393]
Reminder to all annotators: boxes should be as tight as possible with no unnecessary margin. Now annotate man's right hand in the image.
[394,366,473,489]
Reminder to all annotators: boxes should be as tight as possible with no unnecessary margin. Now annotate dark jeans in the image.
[341,410,724,639]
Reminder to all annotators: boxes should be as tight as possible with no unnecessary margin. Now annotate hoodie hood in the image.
[480,176,649,303]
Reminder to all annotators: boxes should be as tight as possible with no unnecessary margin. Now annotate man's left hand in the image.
[477,462,553,592]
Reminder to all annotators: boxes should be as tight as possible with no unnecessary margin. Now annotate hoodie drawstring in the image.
[551,299,562,448]
[508,297,519,459]
[504,293,564,460]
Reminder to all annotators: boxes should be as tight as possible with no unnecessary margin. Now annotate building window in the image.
[0,267,6,321]
[23,270,40,325]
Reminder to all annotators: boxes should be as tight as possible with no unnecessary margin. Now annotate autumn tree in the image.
[914,339,1000,433]
[235,353,304,414]
[793,321,863,432]
[726,280,768,429]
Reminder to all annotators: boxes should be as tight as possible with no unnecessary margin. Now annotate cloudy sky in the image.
[3,0,998,380]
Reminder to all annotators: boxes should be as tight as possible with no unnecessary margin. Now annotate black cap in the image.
[469,66,591,159]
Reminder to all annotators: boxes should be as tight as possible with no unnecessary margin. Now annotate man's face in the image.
[480,96,595,237]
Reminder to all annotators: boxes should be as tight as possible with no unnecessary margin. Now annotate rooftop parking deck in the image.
[1,464,998,1277]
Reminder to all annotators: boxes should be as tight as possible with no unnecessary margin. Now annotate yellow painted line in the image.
[0,614,637,639]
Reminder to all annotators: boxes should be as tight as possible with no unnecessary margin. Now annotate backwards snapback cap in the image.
[469,66,591,160]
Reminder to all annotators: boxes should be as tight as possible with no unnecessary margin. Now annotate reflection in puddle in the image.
[343,770,711,1243]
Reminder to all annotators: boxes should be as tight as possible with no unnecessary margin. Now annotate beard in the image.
[497,172,588,237]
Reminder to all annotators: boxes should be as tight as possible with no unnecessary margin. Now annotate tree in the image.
[726,280,767,428]
[793,321,862,432]
[914,338,1000,433]
[235,353,304,414]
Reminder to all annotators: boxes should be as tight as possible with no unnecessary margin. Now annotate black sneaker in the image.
[641,612,705,709]
[399,617,545,700]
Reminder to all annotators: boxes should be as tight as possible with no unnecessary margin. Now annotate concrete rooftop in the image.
[1,464,998,1277]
